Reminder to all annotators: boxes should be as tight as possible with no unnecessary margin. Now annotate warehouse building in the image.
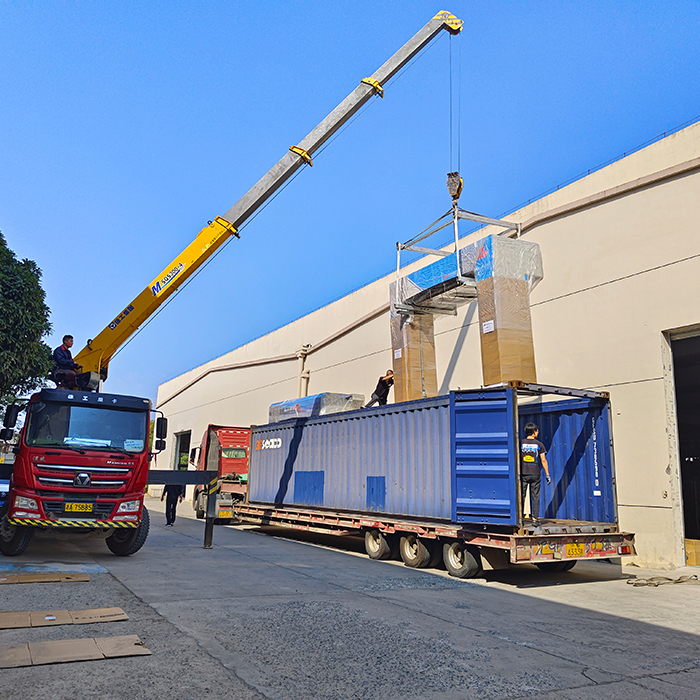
[156,121,700,569]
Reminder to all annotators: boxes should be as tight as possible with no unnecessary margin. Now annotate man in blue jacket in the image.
[51,335,83,389]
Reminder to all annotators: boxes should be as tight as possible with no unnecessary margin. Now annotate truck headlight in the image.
[14,496,38,510]
[117,500,141,513]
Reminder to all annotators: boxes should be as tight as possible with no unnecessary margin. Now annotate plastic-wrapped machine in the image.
[269,393,365,424]
[462,235,543,386]
[389,313,438,403]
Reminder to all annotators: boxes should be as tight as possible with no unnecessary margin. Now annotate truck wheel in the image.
[443,540,482,579]
[195,492,206,520]
[364,529,396,560]
[536,560,577,573]
[106,506,150,556]
[0,508,33,557]
[399,534,431,568]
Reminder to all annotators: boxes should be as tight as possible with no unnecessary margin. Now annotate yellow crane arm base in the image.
[74,216,239,376]
[434,10,463,34]
[289,146,313,166]
[361,78,384,98]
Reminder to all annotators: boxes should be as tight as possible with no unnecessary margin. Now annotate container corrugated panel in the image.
[451,389,519,526]
[519,397,616,524]
[249,395,452,520]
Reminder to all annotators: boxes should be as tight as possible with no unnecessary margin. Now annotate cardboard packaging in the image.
[390,314,437,402]
[685,539,700,566]
[469,235,542,386]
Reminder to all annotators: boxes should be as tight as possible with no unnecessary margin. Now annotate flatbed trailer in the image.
[235,383,636,577]
[231,502,634,576]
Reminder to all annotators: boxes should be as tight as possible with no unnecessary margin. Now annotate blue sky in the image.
[2,1,699,401]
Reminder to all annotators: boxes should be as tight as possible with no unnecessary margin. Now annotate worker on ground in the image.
[51,335,83,389]
[161,483,185,526]
[365,370,394,408]
[520,422,551,526]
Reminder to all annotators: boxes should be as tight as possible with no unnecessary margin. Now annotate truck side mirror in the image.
[155,417,168,439]
[3,405,20,429]
[0,428,13,441]
[154,439,166,451]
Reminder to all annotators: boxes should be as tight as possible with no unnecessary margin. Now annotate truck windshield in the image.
[222,448,246,459]
[25,401,148,453]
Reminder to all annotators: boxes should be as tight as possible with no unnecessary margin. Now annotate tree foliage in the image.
[0,231,52,407]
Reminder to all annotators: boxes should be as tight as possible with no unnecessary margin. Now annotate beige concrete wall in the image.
[156,122,700,568]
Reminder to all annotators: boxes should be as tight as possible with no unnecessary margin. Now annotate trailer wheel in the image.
[536,560,577,573]
[106,506,150,556]
[0,507,33,557]
[364,529,395,560]
[443,540,482,579]
[399,535,432,568]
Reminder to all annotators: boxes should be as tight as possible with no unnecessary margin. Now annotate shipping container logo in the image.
[256,438,282,450]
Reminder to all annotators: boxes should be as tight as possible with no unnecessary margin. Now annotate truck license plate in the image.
[566,543,585,558]
[219,510,233,519]
[65,503,93,513]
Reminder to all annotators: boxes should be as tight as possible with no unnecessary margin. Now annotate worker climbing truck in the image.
[0,389,167,557]
[232,384,636,578]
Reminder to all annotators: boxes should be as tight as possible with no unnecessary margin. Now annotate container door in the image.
[451,389,518,526]
[519,397,616,524]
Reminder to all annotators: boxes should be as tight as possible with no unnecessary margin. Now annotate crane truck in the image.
[0,11,465,557]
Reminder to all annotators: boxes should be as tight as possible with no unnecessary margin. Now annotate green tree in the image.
[0,231,52,408]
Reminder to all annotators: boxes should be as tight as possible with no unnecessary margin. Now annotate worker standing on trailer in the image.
[365,370,394,408]
[520,422,551,525]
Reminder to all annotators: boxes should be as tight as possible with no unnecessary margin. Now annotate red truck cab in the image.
[0,388,156,557]
[192,425,250,521]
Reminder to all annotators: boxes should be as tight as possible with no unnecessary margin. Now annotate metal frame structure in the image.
[394,201,522,316]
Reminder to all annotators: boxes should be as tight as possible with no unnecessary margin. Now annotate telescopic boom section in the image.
[75,11,463,380]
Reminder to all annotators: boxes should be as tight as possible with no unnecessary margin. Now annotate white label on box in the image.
[593,490,602,496]
[482,320,495,334]
[394,349,402,359]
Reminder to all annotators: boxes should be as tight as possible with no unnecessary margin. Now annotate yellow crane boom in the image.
[75,11,463,380]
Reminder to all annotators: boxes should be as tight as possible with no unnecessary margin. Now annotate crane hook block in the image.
[289,146,313,166]
[361,78,384,98]
[433,10,463,34]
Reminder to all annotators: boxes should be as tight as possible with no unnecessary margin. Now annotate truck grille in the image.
[35,463,130,490]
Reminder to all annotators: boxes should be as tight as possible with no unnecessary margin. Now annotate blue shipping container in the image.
[249,387,618,528]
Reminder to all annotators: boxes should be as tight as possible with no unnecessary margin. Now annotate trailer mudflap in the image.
[513,532,636,563]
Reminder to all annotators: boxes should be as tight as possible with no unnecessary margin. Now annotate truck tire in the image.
[364,529,396,560]
[106,506,150,556]
[536,560,577,573]
[0,507,33,557]
[443,540,482,579]
[195,492,206,520]
[399,534,432,568]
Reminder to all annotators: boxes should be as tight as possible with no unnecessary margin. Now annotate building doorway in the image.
[173,431,191,471]
[671,336,700,564]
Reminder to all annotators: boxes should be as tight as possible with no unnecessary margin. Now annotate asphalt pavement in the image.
[1,496,699,700]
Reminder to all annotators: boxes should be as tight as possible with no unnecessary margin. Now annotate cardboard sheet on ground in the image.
[0,572,89,585]
[0,607,128,630]
[0,635,151,668]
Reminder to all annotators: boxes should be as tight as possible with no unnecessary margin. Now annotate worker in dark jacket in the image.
[51,335,82,389]
[365,370,394,408]
[161,484,186,526]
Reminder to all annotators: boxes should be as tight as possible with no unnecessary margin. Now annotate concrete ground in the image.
[1,495,698,700]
